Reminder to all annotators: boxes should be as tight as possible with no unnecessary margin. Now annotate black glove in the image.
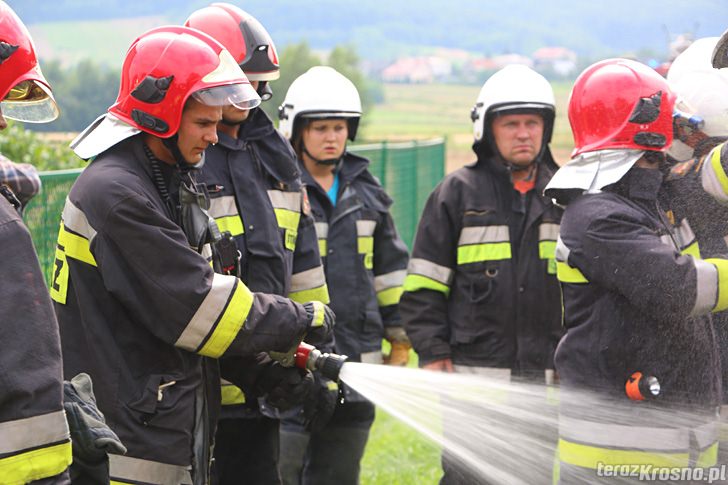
[303,373,340,432]
[256,361,315,411]
[303,301,335,344]
[64,373,127,484]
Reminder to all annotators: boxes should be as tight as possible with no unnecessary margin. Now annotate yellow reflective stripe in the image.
[327,381,339,391]
[358,236,374,254]
[457,242,511,264]
[558,439,689,469]
[214,215,244,237]
[318,239,327,255]
[539,240,556,260]
[706,258,728,312]
[697,442,718,468]
[274,208,300,231]
[377,286,404,307]
[311,301,326,327]
[710,145,728,196]
[556,261,589,284]
[221,384,246,405]
[198,282,254,358]
[403,274,450,297]
[289,284,330,305]
[58,222,97,266]
[682,241,701,258]
[0,441,71,484]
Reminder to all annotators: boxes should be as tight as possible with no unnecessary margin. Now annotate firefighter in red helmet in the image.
[0,1,72,483]
[54,26,333,485]
[545,58,728,483]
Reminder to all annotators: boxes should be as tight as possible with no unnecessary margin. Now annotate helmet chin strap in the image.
[162,135,205,173]
[303,143,343,167]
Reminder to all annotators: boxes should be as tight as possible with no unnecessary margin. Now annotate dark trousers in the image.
[280,401,375,485]
[213,416,281,485]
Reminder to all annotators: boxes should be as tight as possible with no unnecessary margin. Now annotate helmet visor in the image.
[191,83,261,110]
[1,80,59,123]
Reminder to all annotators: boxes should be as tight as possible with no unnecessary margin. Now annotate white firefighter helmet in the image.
[667,37,728,161]
[471,64,555,143]
[278,66,362,141]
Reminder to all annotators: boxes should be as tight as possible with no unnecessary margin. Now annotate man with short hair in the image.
[400,65,563,484]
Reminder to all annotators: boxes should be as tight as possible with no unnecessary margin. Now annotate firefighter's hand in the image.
[303,374,339,432]
[422,358,454,372]
[257,362,315,411]
[303,301,335,342]
[384,326,411,366]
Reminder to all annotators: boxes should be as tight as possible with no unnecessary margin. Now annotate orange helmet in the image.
[569,58,676,157]
[185,3,279,82]
[109,25,260,138]
[0,1,58,123]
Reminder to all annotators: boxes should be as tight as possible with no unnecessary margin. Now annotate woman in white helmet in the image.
[278,66,410,485]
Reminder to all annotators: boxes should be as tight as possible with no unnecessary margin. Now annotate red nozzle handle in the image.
[626,372,646,401]
[295,342,315,370]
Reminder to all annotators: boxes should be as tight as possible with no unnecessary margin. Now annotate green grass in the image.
[360,82,576,171]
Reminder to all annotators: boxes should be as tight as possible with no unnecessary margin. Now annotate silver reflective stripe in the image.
[538,223,560,241]
[407,258,453,286]
[201,243,212,262]
[695,421,719,449]
[555,236,570,263]
[175,273,238,352]
[692,258,719,316]
[314,222,329,239]
[62,198,97,241]
[290,265,327,293]
[0,410,69,455]
[559,415,689,451]
[356,220,377,237]
[701,147,728,204]
[458,225,509,246]
[109,454,193,484]
[208,195,238,218]
[374,269,407,292]
[267,190,301,211]
[674,218,697,249]
[361,351,383,364]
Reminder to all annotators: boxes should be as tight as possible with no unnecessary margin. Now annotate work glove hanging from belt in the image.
[63,373,127,483]
[303,373,340,433]
[303,301,336,344]
[255,356,315,411]
[383,326,411,366]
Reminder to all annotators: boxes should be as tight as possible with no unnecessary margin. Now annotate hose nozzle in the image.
[626,372,660,401]
[294,342,348,381]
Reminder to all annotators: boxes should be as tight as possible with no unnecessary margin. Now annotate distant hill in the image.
[12,0,728,63]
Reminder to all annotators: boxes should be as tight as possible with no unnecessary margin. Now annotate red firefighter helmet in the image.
[568,58,676,157]
[185,3,279,82]
[0,0,58,123]
[108,25,260,138]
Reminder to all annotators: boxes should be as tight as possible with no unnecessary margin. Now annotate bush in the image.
[0,122,83,171]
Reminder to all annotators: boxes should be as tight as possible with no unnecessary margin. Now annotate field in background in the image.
[361,82,574,173]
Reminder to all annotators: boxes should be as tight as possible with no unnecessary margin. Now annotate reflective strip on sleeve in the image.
[457,225,511,264]
[209,196,244,236]
[289,266,330,304]
[555,237,588,284]
[404,258,453,295]
[220,379,245,406]
[59,199,98,266]
[109,454,193,485]
[705,258,728,312]
[0,410,71,483]
[701,145,728,204]
[62,198,97,242]
[268,190,301,231]
[175,274,254,358]
[375,269,406,307]
[311,301,326,327]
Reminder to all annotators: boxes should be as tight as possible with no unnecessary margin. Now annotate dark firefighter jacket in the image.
[400,146,563,374]
[551,165,724,408]
[51,135,312,484]
[301,152,409,361]
[0,186,71,483]
[199,108,328,414]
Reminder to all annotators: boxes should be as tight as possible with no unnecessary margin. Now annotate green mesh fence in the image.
[24,138,445,285]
